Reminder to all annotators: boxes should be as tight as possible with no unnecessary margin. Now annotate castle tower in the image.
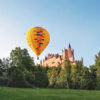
[68,43,71,48]
[62,49,68,60]
[62,44,74,62]
[67,44,74,62]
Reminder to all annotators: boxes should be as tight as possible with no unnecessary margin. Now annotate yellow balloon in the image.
[26,27,50,57]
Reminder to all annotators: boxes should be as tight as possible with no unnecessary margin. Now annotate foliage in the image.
[56,69,68,88]
[7,47,36,87]
[65,60,72,88]
[95,51,100,66]
[1,47,100,90]
[34,65,48,87]
[8,67,27,87]
[0,59,3,76]
[95,67,100,90]
[10,47,35,71]
[88,65,97,90]
[0,77,9,86]
[79,67,91,89]
[24,70,35,86]
[47,67,61,88]
[71,65,81,89]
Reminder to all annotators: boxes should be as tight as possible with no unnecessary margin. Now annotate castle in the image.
[40,44,83,68]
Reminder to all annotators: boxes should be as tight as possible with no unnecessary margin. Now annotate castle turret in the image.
[68,43,71,48]
[67,44,74,62]
[62,49,68,60]
[67,44,72,57]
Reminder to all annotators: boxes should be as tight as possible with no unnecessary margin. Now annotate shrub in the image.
[8,67,27,88]
[0,77,9,86]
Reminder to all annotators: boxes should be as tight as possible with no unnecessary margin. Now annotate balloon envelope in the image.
[26,27,50,56]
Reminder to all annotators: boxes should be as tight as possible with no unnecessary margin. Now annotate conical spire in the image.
[68,43,71,48]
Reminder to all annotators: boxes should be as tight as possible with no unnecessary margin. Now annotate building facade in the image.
[41,44,83,68]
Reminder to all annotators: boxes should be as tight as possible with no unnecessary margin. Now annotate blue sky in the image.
[0,0,100,66]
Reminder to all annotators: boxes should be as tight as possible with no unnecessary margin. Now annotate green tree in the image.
[71,61,83,89]
[24,69,35,87]
[10,47,35,71]
[65,60,72,88]
[71,65,80,89]
[88,52,100,90]
[2,58,10,72]
[95,67,100,89]
[95,51,100,66]
[80,67,90,89]
[91,51,100,90]
[56,60,72,88]
[75,61,83,71]
[34,65,48,87]
[47,67,61,88]
[8,66,35,88]
[7,47,36,87]
[8,67,27,87]
[0,59,3,76]
[89,65,97,90]
[56,69,69,88]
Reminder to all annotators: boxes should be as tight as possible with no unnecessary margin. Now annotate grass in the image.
[0,87,100,100]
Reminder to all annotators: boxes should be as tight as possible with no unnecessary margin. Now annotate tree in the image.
[65,60,72,88]
[75,61,83,71]
[34,65,48,87]
[89,51,100,90]
[56,69,69,88]
[71,61,83,89]
[8,67,27,87]
[89,65,97,90]
[10,47,35,71]
[0,59,3,76]
[95,52,100,66]
[2,58,10,71]
[80,67,90,89]
[24,69,35,87]
[71,65,80,89]
[7,47,36,87]
[56,60,72,88]
[47,67,61,88]
[95,67,100,90]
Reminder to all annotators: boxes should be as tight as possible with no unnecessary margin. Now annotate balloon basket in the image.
[37,56,39,60]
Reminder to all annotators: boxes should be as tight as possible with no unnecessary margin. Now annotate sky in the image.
[0,0,100,66]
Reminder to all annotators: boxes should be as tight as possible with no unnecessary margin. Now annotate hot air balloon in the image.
[26,27,50,59]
